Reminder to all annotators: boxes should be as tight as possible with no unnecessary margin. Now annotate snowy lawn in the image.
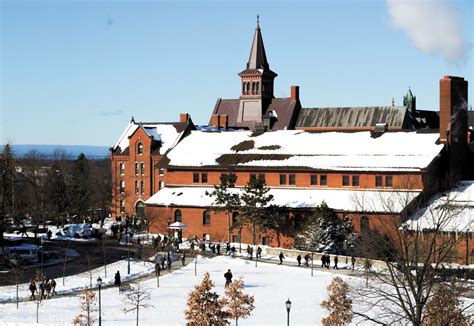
[1,255,473,325]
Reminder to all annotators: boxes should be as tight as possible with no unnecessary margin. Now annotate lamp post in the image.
[127,232,131,275]
[97,276,102,326]
[167,217,171,237]
[285,298,292,326]
[40,237,45,298]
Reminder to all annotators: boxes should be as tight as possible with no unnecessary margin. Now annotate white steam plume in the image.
[387,0,468,63]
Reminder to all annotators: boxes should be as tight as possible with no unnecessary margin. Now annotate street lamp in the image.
[285,298,292,326]
[127,232,131,275]
[40,237,45,294]
[97,276,102,326]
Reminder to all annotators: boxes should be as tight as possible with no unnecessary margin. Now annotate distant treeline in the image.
[6,144,110,159]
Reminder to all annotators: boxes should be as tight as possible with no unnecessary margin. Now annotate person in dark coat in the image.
[334,255,339,270]
[160,255,165,271]
[21,223,29,238]
[304,254,311,267]
[226,242,231,254]
[257,246,262,258]
[216,243,221,255]
[296,254,302,267]
[224,269,233,287]
[279,252,285,265]
[181,252,186,266]
[155,262,161,277]
[351,255,356,270]
[326,255,331,269]
[29,280,37,300]
[114,271,121,288]
[50,278,57,295]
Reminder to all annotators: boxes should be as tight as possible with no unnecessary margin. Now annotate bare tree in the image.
[123,282,153,326]
[351,182,473,325]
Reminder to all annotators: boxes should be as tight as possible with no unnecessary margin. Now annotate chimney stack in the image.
[290,86,300,102]
[439,76,468,144]
[180,113,190,123]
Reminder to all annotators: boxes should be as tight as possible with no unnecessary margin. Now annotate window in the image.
[159,181,164,190]
[342,175,350,186]
[201,173,208,183]
[262,237,270,246]
[289,175,296,185]
[140,162,145,176]
[134,162,139,176]
[310,175,318,186]
[249,174,257,183]
[361,215,369,233]
[120,180,125,193]
[232,234,240,243]
[119,162,125,175]
[193,173,199,183]
[232,212,239,226]
[120,199,125,213]
[141,180,145,194]
[320,175,327,186]
[352,175,360,187]
[174,209,182,223]
[135,180,139,194]
[279,174,287,185]
[255,82,259,94]
[159,168,165,176]
[137,142,143,155]
[385,175,393,187]
[376,175,383,187]
[203,210,211,225]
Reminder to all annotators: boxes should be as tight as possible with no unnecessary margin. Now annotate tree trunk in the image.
[136,305,139,326]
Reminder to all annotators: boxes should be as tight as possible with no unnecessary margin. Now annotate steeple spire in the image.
[246,16,270,71]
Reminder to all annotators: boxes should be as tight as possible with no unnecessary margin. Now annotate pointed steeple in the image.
[247,15,269,70]
[403,87,416,114]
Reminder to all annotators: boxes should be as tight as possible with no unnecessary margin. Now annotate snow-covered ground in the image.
[1,255,472,325]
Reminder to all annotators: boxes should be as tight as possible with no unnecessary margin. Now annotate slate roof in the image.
[211,97,299,131]
[296,106,410,130]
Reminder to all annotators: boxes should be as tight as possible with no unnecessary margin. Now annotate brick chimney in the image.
[180,113,190,123]
[290,86,300,102]
[210,114,228,129]
[439,76,468,144]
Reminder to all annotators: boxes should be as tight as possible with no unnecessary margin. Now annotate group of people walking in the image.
[29,278,57,300]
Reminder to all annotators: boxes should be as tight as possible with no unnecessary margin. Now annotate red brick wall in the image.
[165,169,424,190]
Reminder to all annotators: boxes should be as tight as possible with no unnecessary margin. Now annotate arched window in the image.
[252,82,256,94]
[232,212,239,226]
[203,209,211,225]
[137,142,143,155]
[174,209,182,223]
[135,201,145,219]
[245,82,250,94]
[255,82,259,94]
[360,215,369,233]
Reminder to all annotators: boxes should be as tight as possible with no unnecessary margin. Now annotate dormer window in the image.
[137,142,143,155]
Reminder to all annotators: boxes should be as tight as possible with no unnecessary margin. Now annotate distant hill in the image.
[5,144,110,159]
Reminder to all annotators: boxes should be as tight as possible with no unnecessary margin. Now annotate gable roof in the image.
[211,97,299,130]
[296,106,410,130]
[165,130,444,172]
[112,121,190,155]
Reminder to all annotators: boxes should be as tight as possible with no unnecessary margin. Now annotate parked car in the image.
[5,244,39,264]
[61,224,93,238]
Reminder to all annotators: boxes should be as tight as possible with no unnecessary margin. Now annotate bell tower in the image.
[237,16,278,124]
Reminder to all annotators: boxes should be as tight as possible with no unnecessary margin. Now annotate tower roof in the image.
[239,16,277,77]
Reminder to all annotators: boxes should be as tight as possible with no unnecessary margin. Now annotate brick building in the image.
[110,19,471,260]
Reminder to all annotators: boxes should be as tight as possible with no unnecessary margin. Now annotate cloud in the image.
[100,109,124,117]
[386,0,468,63]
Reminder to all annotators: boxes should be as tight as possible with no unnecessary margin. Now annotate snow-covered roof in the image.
[113,122,183,155]
[165,130,443,172]
[407,181,474,233]
[145,186,420,213]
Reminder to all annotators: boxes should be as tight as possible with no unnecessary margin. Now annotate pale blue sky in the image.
[1,0,473,146]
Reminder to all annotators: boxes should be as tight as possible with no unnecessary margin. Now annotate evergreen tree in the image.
[69,153,91,221]
[44,162,68,225]
[321,276,353,326]
[0,143,14,249]
[296,202,355,253]
[184,272,228,325]
[206,173,241,242]
[423,287,470,326]
[223,277,255,326]
[239,174,274,246]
